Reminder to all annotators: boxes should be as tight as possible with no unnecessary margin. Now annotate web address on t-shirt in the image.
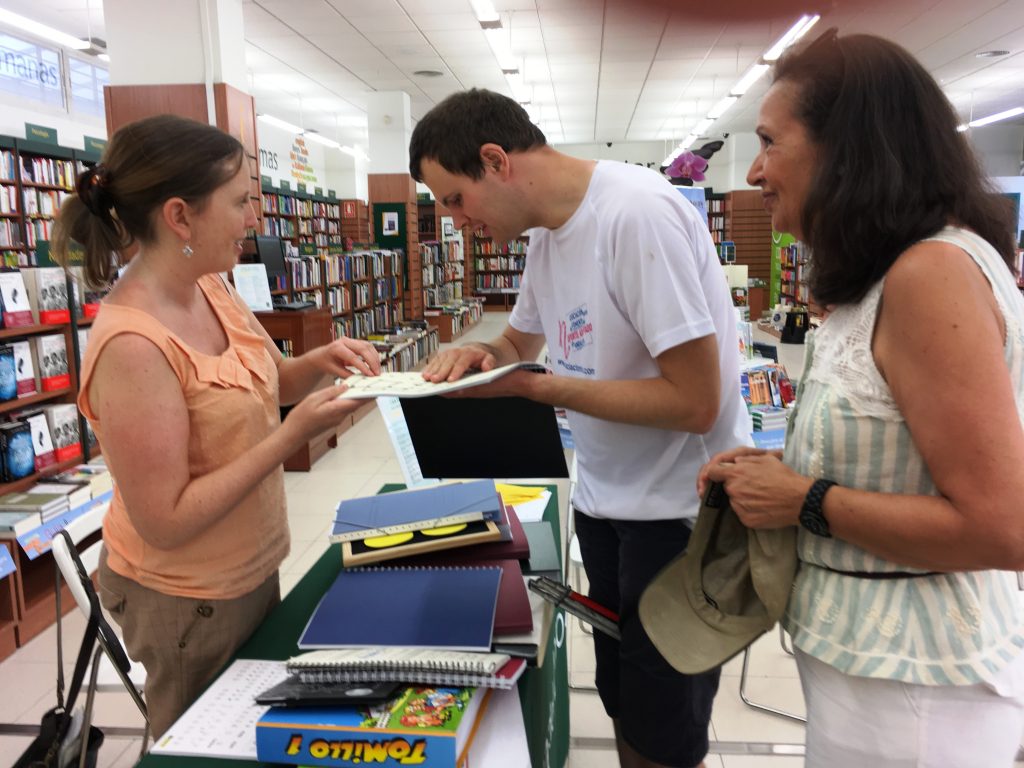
[556,359,595,376]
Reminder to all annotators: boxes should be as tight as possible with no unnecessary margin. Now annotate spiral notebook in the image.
[298,565,502,652]
[286,648,527,690]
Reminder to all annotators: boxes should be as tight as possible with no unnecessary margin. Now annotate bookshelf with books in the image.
[261,181,300,243]
[424,297,484,343]
[473,232,528,311]
[341,199,371,244]
[706,189,727,246]
[779,239,810,310]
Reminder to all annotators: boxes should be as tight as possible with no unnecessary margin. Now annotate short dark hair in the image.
[775,31,1016,306]
[53,114,245,287]
[409,88,547,181]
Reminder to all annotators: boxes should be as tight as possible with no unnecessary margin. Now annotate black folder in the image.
[399,395,569,479]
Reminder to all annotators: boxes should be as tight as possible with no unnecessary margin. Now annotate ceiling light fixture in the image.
[257,113,303,134]
[413,69,444,78]
[470,0,500,27]
[731,64,770,96]
[976,49,1010,58]
[763,14,821,61]
[0,8,90,50]
[484,27,518,71]
[708,96,738,120]
[967,106,1024,128]
[303,131,340,150]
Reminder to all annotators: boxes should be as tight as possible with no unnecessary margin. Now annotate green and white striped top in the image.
[782,226,1024,686]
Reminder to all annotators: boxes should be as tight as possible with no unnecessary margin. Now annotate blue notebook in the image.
[298,565,503,652]
[330,479,502,542]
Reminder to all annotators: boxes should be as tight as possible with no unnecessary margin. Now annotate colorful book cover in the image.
[0,344,15,401]
[11,340,37,396]
[256,686,487,768]
[0,270,33,327]
[35,333,69,391]
[44,403,81,462]
[20,411,55,470]
[34,267,70,324]
[0,421,34,481]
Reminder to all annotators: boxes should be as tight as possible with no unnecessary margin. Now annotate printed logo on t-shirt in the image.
[556,304,595,375]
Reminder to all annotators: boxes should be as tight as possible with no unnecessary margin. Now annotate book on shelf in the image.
[21,267,70,325]
[27,480,91,512]
[256,685,490,768]
[338,361,547,400]
[298,565,502,652]
[43,403,81,462]
[0,490,67,525]
[34,333,69,391]
[0,420,34,481]
[11,340,38,397]
[18,410,55,471]
[0,509,39,537]
[287,648,527,691]
[53,463,112,497]
[0,270,33,328]
[0,343,15,401]
[330,479,504,543]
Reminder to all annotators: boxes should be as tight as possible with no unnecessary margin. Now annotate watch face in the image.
[800,510,831,538]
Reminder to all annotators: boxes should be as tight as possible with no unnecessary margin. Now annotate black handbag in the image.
[14,531,105,768]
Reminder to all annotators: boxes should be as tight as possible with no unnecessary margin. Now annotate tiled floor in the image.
[1,312,1015,767]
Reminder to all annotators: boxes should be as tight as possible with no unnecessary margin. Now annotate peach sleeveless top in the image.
[79,273,289,599]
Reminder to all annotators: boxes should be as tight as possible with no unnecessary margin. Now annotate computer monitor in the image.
[253,235,288,280]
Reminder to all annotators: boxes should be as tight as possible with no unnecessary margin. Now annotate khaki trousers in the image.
[97,547,280,739]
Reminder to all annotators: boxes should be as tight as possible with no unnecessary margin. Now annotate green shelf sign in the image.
[83,135,107,155]
[25,123,58,145]
[298,243,317,256]
[279,180,291,191]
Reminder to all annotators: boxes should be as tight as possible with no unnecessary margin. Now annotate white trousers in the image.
[796,648,1024,768]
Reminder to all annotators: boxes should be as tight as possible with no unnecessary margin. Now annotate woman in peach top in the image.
[52,114,379,737]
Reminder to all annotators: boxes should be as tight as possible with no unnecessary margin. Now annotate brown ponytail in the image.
[52,114,245,288]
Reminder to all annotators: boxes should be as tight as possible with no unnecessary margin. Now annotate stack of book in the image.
[0,490,68,535]
[750,405,789,432]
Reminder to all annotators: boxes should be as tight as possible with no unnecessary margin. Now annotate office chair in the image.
[52,506,150,766]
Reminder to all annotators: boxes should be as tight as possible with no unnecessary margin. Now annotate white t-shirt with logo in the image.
[510,161,750,521]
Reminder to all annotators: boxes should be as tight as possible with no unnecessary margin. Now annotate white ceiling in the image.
[4,0,1024,152]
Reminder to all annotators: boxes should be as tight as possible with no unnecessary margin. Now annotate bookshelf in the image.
[472,233,527,311]
[421,239,465,307]
[706,189,727,246]
[254,307,338,471]
[724,190,773,282]
[341,199,371,244]
[424,297,484,343]
[779,239,810,309]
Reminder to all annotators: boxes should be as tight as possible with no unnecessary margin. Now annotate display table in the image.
[135,484,569,768]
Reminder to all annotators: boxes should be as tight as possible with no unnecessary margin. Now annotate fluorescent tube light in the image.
[0,9,90,50]
[708,96,738,120]
[731,64,769,96]
[484,27,519,71]
[97,53,110,62]
[470,0,500,25]
[303,132,340,149]
[257,113,303,134]
[967,106,1024,128]
[764,14,821,62]
[693,118,714,136]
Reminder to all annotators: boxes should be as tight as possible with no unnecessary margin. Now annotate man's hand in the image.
[422,344,496,383]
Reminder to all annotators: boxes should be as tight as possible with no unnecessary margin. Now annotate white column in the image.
[366,91,413,176]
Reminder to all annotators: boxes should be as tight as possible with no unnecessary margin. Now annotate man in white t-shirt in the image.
[410,88,750,768]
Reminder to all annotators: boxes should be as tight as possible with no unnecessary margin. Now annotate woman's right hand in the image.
[282,383,361,445]
[697,446,783,496]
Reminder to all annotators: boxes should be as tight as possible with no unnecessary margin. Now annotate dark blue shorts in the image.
[574,509,721,768]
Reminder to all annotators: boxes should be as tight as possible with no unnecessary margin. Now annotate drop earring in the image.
[182,241,194,258]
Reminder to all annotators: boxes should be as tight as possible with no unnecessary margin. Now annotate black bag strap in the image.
[52,529,102,744]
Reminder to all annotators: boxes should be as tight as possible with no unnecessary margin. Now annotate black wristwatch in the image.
[799,479,837,537]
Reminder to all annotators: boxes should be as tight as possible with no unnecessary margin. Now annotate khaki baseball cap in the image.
[639,481,797,674]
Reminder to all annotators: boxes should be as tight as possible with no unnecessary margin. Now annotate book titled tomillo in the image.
[329,479,503,543]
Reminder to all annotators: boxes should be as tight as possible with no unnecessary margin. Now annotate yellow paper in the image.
[496,483,547,505]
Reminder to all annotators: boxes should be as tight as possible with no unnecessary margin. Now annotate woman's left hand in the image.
[314,337,382,379]
[704,453,813,530]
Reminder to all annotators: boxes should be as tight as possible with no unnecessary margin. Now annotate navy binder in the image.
[298,565,502,652]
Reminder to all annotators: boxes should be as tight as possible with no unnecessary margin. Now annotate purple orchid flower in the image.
[666,150,709,181]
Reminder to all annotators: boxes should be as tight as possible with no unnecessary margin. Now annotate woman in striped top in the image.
[700,31,1024,767]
